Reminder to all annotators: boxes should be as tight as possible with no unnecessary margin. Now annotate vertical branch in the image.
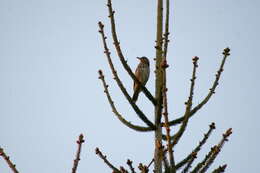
[161,0,176,172]
[0,147,19,173]
[161,58,175,172]
[163,0,170,59]
[72,134,85,173]
[172,56,199,147]
[154,0,164,172]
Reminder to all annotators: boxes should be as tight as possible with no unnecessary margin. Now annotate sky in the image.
[0,0,259,172]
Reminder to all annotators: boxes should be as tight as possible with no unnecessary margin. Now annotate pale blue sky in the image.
[0,0,259,172]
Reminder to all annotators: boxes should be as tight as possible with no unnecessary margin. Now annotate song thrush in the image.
[132,56,150,102]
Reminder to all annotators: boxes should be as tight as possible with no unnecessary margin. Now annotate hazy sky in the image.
[1,0,259,172]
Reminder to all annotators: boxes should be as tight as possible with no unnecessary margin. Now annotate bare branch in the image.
[98,22,155,130]
[181,152,197,173]
[154,0,164,171]
[163,0,170,59]
[211,164,227,173]
[161,0,175,171]
[199,128,232,173]
[71,134,85,173]
[190,128,232,173]
[95,147,121,173]
[147,158,154,169]
[176,122,216,170]
[172,56,199,147]
[168,48,231,126]
[0,147,19,173]
[190,146,216,173]
[161,58,175,171]
[106,0,156,105]
[126,159,136,173]
[98,70,153,132]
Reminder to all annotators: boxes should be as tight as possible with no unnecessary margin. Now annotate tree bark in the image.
[154,0,163,173]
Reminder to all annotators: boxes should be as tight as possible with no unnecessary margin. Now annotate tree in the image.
[0,0,232,173]
[96,0,232,173]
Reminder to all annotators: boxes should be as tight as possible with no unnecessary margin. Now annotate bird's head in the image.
[137,56,149,66]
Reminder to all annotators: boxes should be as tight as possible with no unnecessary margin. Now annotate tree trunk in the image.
[154,0,163,173]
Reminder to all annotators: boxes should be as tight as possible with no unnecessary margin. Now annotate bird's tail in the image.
[132,90,140,102]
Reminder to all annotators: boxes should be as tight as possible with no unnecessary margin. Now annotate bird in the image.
[132,56,150,102]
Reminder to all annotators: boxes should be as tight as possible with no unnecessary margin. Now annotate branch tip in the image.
[210,122,216,129]
[95,147,120,172]
[0,147,19,173]
[76,134,85,144]
[127,159,132,165]
[192,56,199,62]
[95,147,100,154]
[223,128,232,138]
[223,47,231,56]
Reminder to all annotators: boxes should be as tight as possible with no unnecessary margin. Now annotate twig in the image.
[190,128,232,173]
[211,164,227,173]
[167,48,231,126]
[126,159,136,173]
[199,128,232,173]
[163,0,170,59]
[172,56,199,147]
[181,152,197,173]
[72,134,85,173]
[161,1,175,171]
[176,122,216,170]
[0,147,19,173]
[190,146,216,173]
[147,158,154,169]
[95,147,121,173]
[98,70,153,132]
[98,22,155,130]
[161,57,175,172]
[138,163,149,173]
[176,152,196,171]
[106,0,156,105]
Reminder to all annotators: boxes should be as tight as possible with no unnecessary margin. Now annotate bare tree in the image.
[97,0,232,173]
[0,1,232,173]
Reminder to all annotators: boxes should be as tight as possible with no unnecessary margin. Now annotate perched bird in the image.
[132,56,150,102]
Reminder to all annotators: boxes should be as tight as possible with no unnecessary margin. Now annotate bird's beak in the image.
[137,57,141,60]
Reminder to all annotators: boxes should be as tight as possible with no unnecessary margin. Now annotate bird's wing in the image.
[133,64,142,91]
